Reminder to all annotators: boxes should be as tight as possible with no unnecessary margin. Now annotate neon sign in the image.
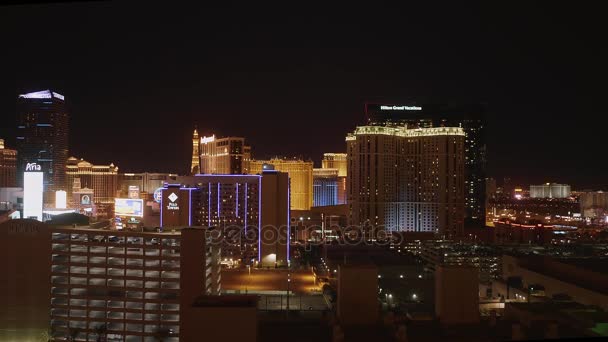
[380,105,422,111]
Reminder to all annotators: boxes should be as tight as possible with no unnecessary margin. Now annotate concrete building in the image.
[420,241,500,283]
[313,168,339,207]
[435,265,479,324]
[66,157,119,206]
[337,263,379,326]
[530,183,571,199]
[249,158,313,210]
[260,170,290,267]
[181,295,258,342]
[0,219,221,341]
[578,190,608,218]
[16,90,69,205]
[346,125,465,237]
[501,254,608,310]
[199,134,250,175]
[0,139,17,187]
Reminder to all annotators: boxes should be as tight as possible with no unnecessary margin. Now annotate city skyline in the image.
[0,3,606,189]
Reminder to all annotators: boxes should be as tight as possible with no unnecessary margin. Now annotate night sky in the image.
[0,2,606,189]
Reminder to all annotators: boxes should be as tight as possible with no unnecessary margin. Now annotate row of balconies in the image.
[51,298,179,312]
[51,287,179,301]
[51,277,180,289]
[51,309,179,321]
[52,255,180,268]
[51,248,181,258]
[51,266,180,278]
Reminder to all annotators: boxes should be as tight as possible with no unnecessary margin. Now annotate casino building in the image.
[364,103,486,226]
[160,171,290,267]
[346,125,465,237]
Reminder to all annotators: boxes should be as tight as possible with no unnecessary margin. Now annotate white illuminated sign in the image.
[201,135,215,144]
[24,171,44,221]
[55,190,67,209]
[52,92,65,101]
[380,105,422,111]
[25,162,42,171]
[167,192,179,210]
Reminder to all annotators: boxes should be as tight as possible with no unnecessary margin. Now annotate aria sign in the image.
[167,192,179,210]
[25,162,42,171]
[380,105,422,111]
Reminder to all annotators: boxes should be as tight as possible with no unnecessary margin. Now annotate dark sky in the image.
[0,2,606,189]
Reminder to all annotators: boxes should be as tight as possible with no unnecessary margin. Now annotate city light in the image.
[55,190,67,209]
[24,170,43,221]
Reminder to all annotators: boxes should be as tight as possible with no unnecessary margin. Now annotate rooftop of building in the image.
[50,224,213,236]
[18,89,65,101]
[346,125,465,140]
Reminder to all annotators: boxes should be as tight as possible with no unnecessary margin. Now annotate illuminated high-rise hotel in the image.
[191,128,200,175]
[365,103,486,225]
[16,90,69,205]
[346,125,465,237]
[199,135,250,175]
[249,158,313,210]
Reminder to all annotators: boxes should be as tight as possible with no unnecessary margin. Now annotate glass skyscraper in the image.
[16,90,69,205]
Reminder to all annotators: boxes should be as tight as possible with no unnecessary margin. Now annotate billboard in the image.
[24,170,43,221]
[128,185,140,199]
[80,194,92,205]
[114,198,144,217]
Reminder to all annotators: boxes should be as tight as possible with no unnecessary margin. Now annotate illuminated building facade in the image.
[249,158,313,210]
[365,103,486,225]
[0,139,17,187]
[190,128,200,175]
[322,153,347,177]
[16,90,69,205]
[530,183,571,199]
[579,191,608,218]
[161,172,290,266]
[313,168,338,207]
[118,173,178,200]
[346,125,465,237]
[199,135,250,175]
[66,157,119,205]
[321,153,347,205]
